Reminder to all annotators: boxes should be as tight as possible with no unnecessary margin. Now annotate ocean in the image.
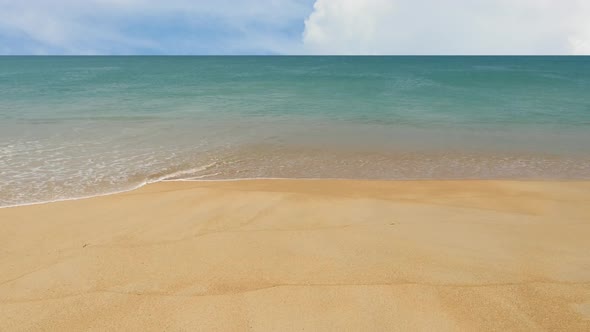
[1,56,589,207]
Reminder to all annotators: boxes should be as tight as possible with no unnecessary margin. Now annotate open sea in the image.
[1,56,589,207]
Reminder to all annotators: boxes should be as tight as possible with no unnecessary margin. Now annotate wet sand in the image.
[1,180,590,331]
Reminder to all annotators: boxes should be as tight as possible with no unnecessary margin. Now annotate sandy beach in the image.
[1,179,590,331]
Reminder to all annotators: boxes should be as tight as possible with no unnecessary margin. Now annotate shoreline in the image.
[4,145,590,209]
[2,179,590,330]
[2,176,589,210]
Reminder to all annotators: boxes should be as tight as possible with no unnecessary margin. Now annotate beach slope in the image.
[1,180,590,331]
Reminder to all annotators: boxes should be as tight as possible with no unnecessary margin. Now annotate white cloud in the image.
[303,0,590,55]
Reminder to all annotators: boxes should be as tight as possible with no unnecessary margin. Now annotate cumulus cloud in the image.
[303,0,590,55]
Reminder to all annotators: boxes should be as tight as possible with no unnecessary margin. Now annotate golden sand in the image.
[1,180,590,331]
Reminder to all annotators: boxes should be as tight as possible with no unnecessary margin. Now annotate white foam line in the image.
[168,172,222,180]
[157,162,218,181]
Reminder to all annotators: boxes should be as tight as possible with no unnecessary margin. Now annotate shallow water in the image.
[1,56,589,206]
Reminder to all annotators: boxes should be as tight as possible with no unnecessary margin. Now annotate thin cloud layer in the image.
[303,0,590,55]
[0,0,311,54]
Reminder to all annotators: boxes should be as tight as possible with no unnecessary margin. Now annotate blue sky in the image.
[1,0,589,55]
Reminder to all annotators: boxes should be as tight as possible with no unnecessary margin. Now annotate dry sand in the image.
[1,179,590,331]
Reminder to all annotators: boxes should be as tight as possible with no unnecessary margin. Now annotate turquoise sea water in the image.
[1,56,589,206]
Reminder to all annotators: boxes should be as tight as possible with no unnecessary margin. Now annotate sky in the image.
[1,0,589,55]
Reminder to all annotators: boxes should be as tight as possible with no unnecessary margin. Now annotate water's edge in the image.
[3,175,589,210]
